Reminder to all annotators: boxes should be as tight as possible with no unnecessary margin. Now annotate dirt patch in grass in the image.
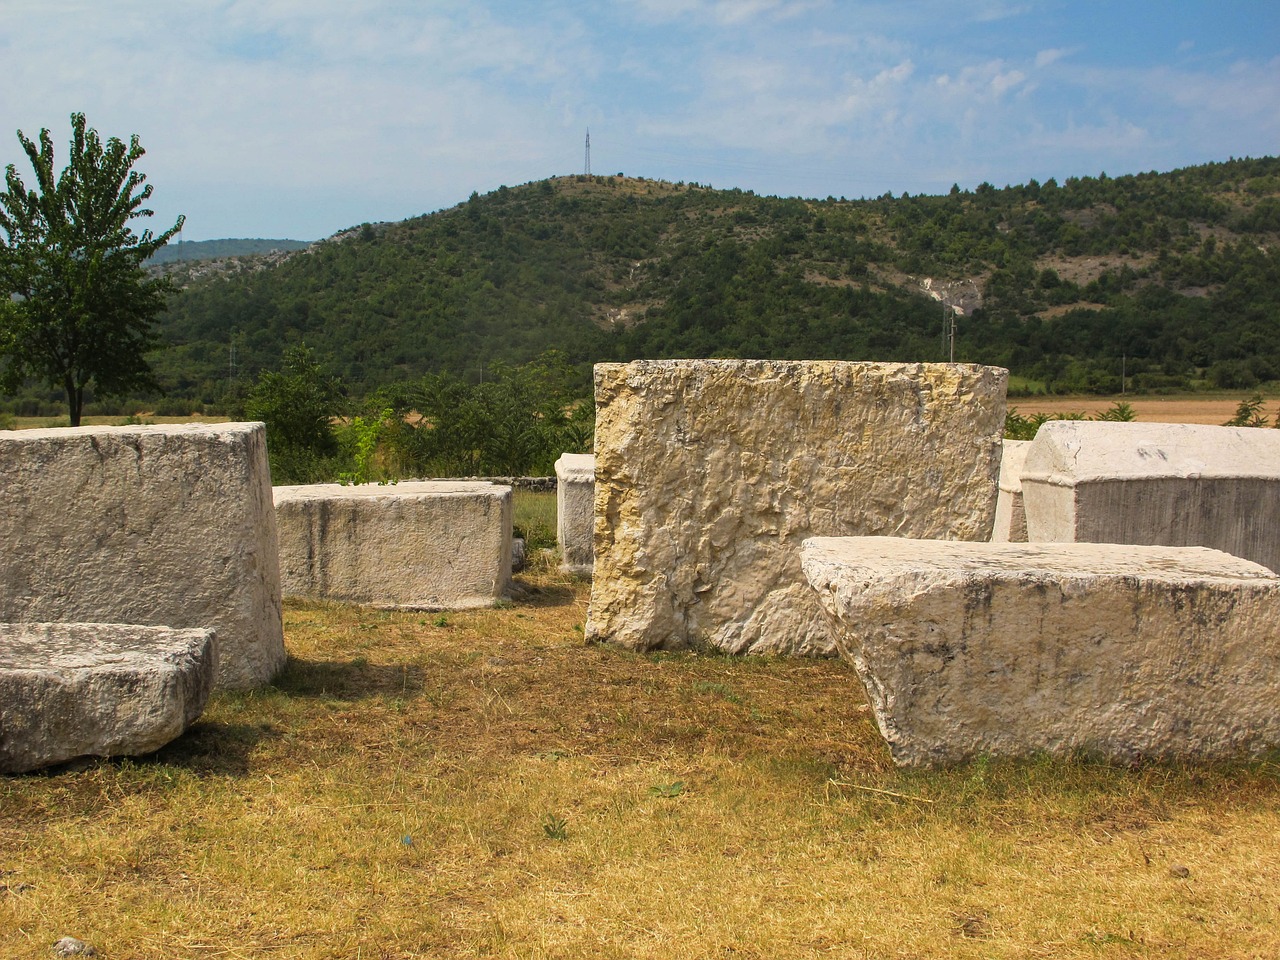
[3,564,1279,958]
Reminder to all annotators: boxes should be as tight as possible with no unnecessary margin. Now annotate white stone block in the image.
[0,423,284,690]
[1022,421,1280,573]
[555,453,595,574]
[0,622,217,773]
[802,536,1280,768]
[273,481,512,609]
[991,439,1031,542]
[585,360,1008,656]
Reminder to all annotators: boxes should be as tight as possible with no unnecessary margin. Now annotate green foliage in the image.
[244,343,345,483]
[0,113,184,424]
[1004,401,1134,440]
[541,813,568,841]
[1224,394,1273,428]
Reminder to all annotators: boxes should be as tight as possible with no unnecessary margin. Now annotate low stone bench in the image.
[273,481,512,609]
[0,623,217,774]
[0,422,284,691]
[1022,421,1280,573]
[991,439,1030,543]
[555,453,595,575]
[801,536,1280,768]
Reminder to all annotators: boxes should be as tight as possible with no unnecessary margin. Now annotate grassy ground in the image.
[3,561,1278,959]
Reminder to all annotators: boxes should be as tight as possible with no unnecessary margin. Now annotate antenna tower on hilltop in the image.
[584,129,591,176]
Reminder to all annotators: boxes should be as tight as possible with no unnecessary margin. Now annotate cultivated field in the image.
[3,560,1278,959]
[1008,394,1273,426]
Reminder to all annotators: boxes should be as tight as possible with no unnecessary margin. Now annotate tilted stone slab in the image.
[1022,421,1280,573]
[801,537,1280,768]
[0,623,216,774]
[555,453,595,575]
[585,360,1007,656]
[0,423,284,690]
[991,439,1030,543]
[273,481,512,609]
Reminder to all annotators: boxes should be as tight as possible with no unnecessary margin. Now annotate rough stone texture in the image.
[0,622,216,774]
[273,481,512,609]
[0,423,284,690]
[586,360,1008,655]
[802,536,1280,768]
[555,453,596,574]
[991,439,1031,543]
[1022,421,1280,573]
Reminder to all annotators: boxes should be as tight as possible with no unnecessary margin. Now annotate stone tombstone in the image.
[1022,420,1280,573]
[273,480,512,609]
[0,422,284,690]
[0,622,217,774]
[991,438,1031,543]
[802,536,1280,767]
[585,359,1008,655]
[555,453,596,575]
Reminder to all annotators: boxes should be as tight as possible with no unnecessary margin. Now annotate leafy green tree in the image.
[244,343,345,483]
[0,113,183,424]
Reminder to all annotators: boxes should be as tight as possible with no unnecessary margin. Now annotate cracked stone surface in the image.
[585,360,1008,655]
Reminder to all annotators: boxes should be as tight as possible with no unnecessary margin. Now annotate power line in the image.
[584,129,591,176]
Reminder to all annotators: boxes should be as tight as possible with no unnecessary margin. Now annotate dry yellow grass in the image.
[3,561,1279,958]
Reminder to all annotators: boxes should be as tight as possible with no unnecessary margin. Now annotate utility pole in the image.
[584,129,591,176]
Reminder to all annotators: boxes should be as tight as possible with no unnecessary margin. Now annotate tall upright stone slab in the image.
[585,360,1008,655]
[991,438,1031,543]
[555,453,595,575]
[0,423,284,689]
[1022,421,1280,573]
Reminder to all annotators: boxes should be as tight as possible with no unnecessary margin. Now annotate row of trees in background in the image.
[244,346,593,484]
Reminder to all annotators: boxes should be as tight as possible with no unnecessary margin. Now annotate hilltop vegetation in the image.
[6,157,1280,416]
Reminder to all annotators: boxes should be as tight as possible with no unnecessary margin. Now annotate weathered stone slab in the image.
[0,423,284,690]
[801,536,1280,767]
[273,481,512,609]
[555,453,595,575]
[1022,421,1280,573]
[0,623,217,773]
[991,439,1031,543]
[585,360,1008,655]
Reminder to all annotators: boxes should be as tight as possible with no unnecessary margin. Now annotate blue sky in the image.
[2,1,1276,240]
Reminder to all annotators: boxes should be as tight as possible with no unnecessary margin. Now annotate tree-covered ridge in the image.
[146,157,1280,408]
[147,237,311,266]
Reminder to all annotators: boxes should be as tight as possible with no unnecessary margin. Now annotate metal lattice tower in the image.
[584,129,591,176]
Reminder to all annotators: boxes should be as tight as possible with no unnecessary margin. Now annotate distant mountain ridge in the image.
[147,238,311,266]
[149,159,1280,405]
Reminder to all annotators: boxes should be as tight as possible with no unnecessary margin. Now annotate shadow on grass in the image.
[512,574,584,608]
[143,719,276,776]
[271,655,427,700]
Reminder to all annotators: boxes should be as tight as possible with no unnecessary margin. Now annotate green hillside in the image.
[93,158,1280,407]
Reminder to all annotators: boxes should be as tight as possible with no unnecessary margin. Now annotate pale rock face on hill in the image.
[585,359,1008,656]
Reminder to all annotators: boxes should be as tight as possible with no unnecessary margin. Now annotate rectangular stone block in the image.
[585,360,1008,655]
[0,622,217,773]
[1022,421,1280,573]
[555,453,595,574]
[273,481,512,609]
[0,423,284,690]
[991,438,1031,543]
[802,537,1280,767]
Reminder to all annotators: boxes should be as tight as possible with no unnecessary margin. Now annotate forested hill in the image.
[153,157,1280,404]
[148,237,311,266]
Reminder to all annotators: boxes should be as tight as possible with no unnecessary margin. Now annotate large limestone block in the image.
[0,623,217,773]
[586,360,1008,655]
[0,423,284,690]
[991,439,1031,542]
[555,453,595,575]
[273,481,512,609]
[802,537,1280,768]
[1022,421,1280,573]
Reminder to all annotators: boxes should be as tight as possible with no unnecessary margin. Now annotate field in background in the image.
[1007,394,1276,426]
[2,565,1279,959]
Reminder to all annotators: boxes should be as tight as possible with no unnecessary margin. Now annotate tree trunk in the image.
[65,377,83,427]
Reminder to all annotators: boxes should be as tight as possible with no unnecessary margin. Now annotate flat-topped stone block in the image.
[555,453,595,575]
[0,623,217,774]
[991,439,1031,543]
[801,537,1280,768]
[585,360,1007,656]
[1022,421,1280,573]
[0,423,284,690]
[273,481,512,609]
